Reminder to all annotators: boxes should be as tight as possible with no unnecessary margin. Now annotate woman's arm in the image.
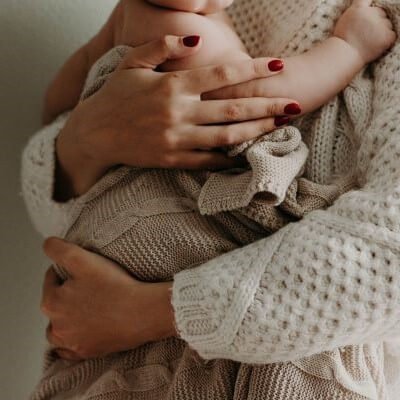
[172,45,400,363]
[22,36,294,236]
[42,3,121,125]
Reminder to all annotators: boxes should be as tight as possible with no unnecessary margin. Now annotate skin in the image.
[41,0,395,360]
[49,0,395,201]
[54,47,296,200]
[42,238,176,360]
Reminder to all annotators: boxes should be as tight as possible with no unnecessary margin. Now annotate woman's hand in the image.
[41,237,177,360]
[56,35,298,199]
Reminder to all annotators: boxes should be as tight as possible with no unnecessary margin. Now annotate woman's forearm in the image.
[54,105,110,201]
[42,3,119,125]
[171,26,400,363]
[172,199,400,363]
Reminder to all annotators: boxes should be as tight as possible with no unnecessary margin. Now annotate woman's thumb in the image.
[117,35,202,70]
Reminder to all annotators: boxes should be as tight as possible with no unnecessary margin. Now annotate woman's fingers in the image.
[181,57,284,94]
[183,117,289,149]
[189,98,301,125]
[117,35,202,70]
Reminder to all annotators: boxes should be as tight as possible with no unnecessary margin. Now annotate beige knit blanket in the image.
[30,1,398,399]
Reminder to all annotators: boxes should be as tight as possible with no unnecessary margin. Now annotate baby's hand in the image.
[334,0,396,64]
[147,0,234,14]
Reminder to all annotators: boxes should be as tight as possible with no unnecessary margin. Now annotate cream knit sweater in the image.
[22,0,400,399]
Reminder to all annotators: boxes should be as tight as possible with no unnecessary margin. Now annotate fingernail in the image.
[183,35,201,47]
[284,103,302,115]
[268,59,284,72]
[275,116,290,127]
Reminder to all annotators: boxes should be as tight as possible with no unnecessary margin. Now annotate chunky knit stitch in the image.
[22,0,400,399]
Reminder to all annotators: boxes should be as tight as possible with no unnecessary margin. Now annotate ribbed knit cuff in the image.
[21,113,83,237]
[171,229,286,360]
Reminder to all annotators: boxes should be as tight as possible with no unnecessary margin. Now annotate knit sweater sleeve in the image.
[171,61,400,363]
[21,113,81,238]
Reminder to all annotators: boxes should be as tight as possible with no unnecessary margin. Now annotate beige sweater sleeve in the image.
[173,133,400,363]
[21,113,83,238]
[171,55,400,362]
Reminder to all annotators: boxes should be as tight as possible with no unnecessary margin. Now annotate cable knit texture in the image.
[21,0,400,399]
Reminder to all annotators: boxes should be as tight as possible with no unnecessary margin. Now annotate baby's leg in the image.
[120,0,249,71]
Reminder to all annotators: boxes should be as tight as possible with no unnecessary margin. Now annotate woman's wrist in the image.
[54,105,111,201]
[137,282,178,344]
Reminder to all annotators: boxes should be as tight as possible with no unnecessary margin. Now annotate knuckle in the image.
[51,326,66,341]
[75,345,93,359]
[223,103,243,120]
[159,35,172,56]
[40,294,58,315]
[42,237,56,256]
[40,300,53,315]
[212,64,235,83]
[217,127,237,146]
[76,347,88,359]
[251,60,262,77]
[161,153,177,168]
[160,128,179,150]
[159,74,180,97]
[62,248,80,267]
[262,119,274,133]
[266,102,279,116]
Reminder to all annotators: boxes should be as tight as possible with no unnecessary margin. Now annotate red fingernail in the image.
[268,59,284,72]
[275,116,290,127]
[183,35,201,47]
[284,103,302,115]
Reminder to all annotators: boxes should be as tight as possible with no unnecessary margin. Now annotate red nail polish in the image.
[268,59,284,72]
[275,116,290,127]
[284,103,302,115]
[183,35,200,47]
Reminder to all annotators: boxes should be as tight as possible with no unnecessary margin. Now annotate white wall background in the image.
[0,1,117,398]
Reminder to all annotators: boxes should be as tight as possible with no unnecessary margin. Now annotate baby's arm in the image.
[206,1,396,115]
[42,4,121,124]
[277,3,395,113]
[146,0,233,14]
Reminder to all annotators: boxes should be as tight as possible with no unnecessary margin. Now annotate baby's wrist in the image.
[330,35,366,67]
